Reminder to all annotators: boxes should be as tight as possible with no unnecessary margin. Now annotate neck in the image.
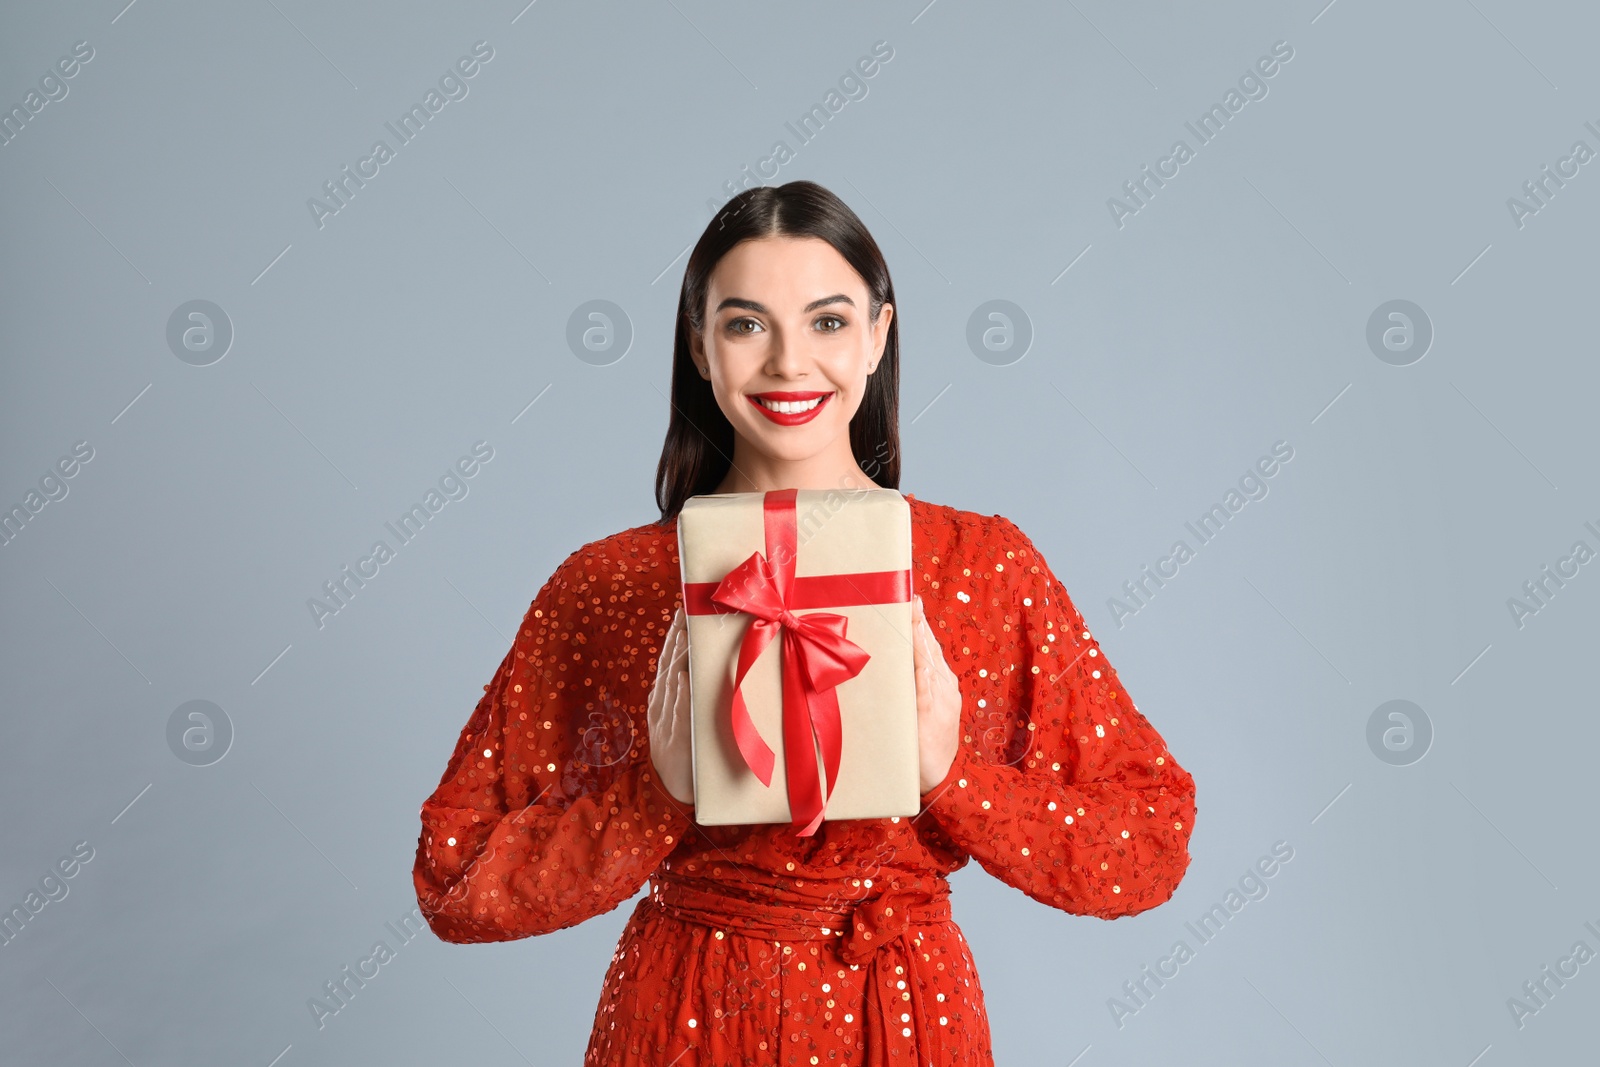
[713,438,880,495]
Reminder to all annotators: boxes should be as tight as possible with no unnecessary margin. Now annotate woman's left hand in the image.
[911,593,962,793]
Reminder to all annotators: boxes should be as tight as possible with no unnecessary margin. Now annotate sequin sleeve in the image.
[413,545,694,943]
[918,517,1196,919]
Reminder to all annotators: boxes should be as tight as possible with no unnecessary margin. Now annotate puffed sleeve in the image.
[413,544,694,943]
[917,517,1196,919]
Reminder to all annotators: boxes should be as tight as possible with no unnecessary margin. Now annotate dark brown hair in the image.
[653,180,901,525]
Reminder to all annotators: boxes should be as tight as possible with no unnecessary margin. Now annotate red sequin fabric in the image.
[413,493,1197,1065]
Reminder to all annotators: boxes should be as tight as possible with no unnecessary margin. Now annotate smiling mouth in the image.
[755,395,826,413]
[747,391,834,424]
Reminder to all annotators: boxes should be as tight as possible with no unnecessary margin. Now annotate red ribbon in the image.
[681,489,910,836]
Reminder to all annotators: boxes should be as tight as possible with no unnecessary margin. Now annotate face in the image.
[690,236,893,467]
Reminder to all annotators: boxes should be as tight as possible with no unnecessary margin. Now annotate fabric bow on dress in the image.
[651,877,955,1066]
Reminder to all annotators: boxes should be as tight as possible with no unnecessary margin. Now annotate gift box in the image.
[677,487,919,835]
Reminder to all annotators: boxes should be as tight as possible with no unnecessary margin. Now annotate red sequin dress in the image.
[413,494,1197,1065]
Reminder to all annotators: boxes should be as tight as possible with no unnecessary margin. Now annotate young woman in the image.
[413,181,1197,1065]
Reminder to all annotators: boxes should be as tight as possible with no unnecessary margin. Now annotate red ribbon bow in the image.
[682,489,910,836]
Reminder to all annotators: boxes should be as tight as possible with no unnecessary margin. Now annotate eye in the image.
[816,315,847,333]
[727,317,763,336]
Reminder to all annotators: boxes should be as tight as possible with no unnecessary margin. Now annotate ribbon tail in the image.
[786,614,859,816]
[728,618,778,786]
[780,629,827,836]
[807,688,844,805]
[729,690,775,787]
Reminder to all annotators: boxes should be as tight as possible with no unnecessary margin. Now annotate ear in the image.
[870,302,894,370]
[688,328,710,378]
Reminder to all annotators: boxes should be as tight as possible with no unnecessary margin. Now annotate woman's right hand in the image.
[647,605,695,806]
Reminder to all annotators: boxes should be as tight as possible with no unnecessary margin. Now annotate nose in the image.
[762,330,810,380]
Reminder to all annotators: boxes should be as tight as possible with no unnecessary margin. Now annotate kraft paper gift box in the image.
[677,487,919,835]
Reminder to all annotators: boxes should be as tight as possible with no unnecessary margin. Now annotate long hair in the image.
[653,180,901,525]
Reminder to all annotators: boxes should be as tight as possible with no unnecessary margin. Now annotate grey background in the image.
[2,1,1595,1064]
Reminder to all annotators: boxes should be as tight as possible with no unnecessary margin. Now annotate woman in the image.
[412,180,1197,1065]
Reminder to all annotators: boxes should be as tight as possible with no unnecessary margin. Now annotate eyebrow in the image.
[713,294,856,315]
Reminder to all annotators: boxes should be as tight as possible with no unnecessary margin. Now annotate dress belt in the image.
[648,877,952,964]
[646,877,954,1064]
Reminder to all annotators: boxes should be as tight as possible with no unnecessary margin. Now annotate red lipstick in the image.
[747,390,833,426]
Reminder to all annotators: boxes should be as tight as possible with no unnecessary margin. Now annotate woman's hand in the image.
[647,605,696,806]
[912,593,963,794]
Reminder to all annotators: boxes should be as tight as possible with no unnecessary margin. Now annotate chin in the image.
[750,429,827,455]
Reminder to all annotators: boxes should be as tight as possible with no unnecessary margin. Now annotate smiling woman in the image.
[659,188,901,517]
[412,181,1197,1067]
[690,238,889,465]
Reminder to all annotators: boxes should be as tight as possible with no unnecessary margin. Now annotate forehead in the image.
[707,236,864,304]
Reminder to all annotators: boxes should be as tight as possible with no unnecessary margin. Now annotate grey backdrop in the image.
[3,1,1596,1064]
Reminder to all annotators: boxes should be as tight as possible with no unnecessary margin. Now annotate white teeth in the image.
[757,396,825,414]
